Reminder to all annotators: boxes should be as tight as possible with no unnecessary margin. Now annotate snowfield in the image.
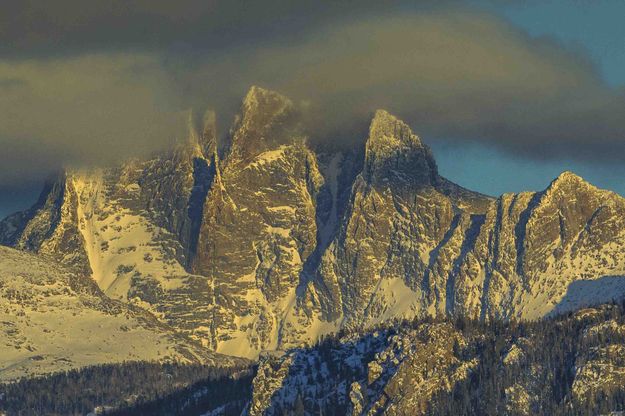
[0,246,238,381]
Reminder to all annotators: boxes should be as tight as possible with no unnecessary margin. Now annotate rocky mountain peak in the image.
[202,109,218,157]
[543,170,612,203]
[364,109,438,188]
[368,109,422,146]
[5,89,625,367]
[228,86,298,163]
[242,85,292,112]
[549,170,589,189]
[183,111,204,158]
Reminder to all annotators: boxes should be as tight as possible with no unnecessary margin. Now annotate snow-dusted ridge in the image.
[0,246,242,381]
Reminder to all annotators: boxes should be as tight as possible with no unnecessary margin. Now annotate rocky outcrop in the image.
[245,303,625,415]
[246,321,480,416]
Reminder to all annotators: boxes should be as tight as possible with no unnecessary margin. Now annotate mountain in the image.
[0,245,242,381]
[3,86,625,360]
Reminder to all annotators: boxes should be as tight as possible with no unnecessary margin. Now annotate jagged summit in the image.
[229,86,299,162]
[363,109,437,188]
[201,109,218,157]
[551,170,587,186]
[556,170,583,181]
[541,170,619,204]
[243,85,291,108]
[368,109,423,147]
[239,85,294,130]
[546,170,596,192]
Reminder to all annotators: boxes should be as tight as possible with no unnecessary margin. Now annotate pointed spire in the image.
[545,171,594,195]
[239,86,293,133]
[368,110,423,149]
[363,110,438,188]
[202,109,217,158]
[242,85,292,110]
[186,110,201,148]
[228,86,298,163]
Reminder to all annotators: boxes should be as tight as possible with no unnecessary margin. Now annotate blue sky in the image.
[499,1,625,88]
[432,0,625,196]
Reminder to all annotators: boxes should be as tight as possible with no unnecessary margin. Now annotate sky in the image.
[433,0,625,197]
[1,0,625,217]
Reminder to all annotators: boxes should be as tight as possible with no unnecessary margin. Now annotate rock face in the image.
[4,86,625,358]
[309,110,492,331]
[189,87,325,356]
[449,171,625,321]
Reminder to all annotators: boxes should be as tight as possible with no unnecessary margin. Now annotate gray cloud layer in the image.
[0,1,624,187]
[0,53,185,183]
[0,1,452,57]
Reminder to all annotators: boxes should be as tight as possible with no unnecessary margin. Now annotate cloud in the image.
[159,8,625,162]
[1,2,625,188]
[0,53,187,184]
[0,1,453,58]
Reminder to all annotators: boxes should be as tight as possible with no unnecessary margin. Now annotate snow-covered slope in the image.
[0,246,240,381]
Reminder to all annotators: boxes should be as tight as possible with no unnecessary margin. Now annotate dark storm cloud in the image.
[0,0,455,57]
[157,9,625,162]
[0,0,625,188]
[0,78,27,89]
[0,53,187,185]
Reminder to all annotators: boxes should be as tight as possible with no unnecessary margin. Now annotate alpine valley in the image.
[2,87,625,415]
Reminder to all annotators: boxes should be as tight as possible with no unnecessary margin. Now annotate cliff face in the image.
[4,86,625,358]
[189,87,325,356]
[310,109,492,331]
[448,171,625,322]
